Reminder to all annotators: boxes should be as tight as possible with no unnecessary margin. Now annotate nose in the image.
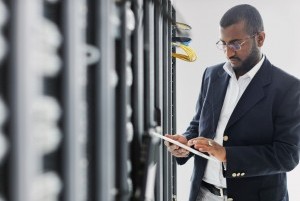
[224,46,236,59]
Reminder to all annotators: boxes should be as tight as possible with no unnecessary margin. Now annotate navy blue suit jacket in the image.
[177,58,300,201]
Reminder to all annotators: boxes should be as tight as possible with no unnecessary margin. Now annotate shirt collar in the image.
[223,55,265,79]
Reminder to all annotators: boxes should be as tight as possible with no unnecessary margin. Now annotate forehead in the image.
[219,20,248,41]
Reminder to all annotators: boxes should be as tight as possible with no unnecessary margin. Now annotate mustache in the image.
[229,56,241,61]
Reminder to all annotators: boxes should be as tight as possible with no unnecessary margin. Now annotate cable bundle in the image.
[172,22,197,62]
[172,42,197,62]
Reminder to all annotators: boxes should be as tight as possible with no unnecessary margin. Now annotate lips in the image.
[229,57,240,65]
[230,59,239,63]
[229,57,240,61]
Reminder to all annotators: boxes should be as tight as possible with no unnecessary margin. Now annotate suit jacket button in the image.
[237,173,241,177]
[241,173,245,176]
[232,173,237,177]
[227,198,233,201]
[223,135,229,141]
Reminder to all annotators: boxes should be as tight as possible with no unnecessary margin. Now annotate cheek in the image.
[236,50,249,61]
[239,45,255,60]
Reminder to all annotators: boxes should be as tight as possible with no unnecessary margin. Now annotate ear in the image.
[256,31,265,47]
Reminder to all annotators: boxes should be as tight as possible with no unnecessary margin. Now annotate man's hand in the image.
[188,137,227,162]
[164,134,190,158]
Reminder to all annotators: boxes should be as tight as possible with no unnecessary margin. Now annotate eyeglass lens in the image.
[216,41,241,51]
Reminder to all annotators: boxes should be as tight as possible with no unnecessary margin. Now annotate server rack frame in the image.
[98,0,117,200]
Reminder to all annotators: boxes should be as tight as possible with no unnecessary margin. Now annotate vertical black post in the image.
[154,0,164,200]
[171,6,177,200]
[162,0,173,200]
[131,0,146,199]
[115,0,134,200]
[0,1,10,201]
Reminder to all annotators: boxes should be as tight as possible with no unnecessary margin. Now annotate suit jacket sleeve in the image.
[176,69,208,165]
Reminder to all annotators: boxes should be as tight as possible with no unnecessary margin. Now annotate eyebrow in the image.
[220,38,243,44]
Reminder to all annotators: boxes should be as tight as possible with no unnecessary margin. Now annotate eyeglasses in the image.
[216,34,257,51]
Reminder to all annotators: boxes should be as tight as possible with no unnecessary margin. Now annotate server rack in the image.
[114,1,135,200]
[62,1,88,201]
[95,0,117,200]
[8,1,65,201]
[0,0,178,200]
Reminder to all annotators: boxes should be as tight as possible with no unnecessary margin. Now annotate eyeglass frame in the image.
[216,33,258,51]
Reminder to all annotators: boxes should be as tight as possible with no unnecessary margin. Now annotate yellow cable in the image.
[172,42,197,62]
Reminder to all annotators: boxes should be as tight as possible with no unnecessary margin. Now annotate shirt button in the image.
[241,173,245,176]
[232,173,237,177]
[237,173,241,177]
[227,198,233,201]
[223,135,229,141]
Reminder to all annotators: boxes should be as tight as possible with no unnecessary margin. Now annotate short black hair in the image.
[220,4,264,35]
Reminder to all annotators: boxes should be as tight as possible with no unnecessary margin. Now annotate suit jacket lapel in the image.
[210,68,230,132]
[226,59,272,129]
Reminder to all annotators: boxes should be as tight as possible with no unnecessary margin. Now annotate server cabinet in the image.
[8,0,65,201]
[0,0,178,200]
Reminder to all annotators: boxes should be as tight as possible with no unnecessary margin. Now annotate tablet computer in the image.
[150,131,219,163]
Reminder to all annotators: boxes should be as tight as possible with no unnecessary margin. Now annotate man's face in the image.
[219,21,263,73]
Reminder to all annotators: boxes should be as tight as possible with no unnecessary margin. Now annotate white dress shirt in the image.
[202,56,265,188]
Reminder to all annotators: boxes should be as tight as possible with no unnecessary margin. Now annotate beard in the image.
[232,44,261,76]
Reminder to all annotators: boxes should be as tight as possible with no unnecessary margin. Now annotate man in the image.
[164,4,300,201]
